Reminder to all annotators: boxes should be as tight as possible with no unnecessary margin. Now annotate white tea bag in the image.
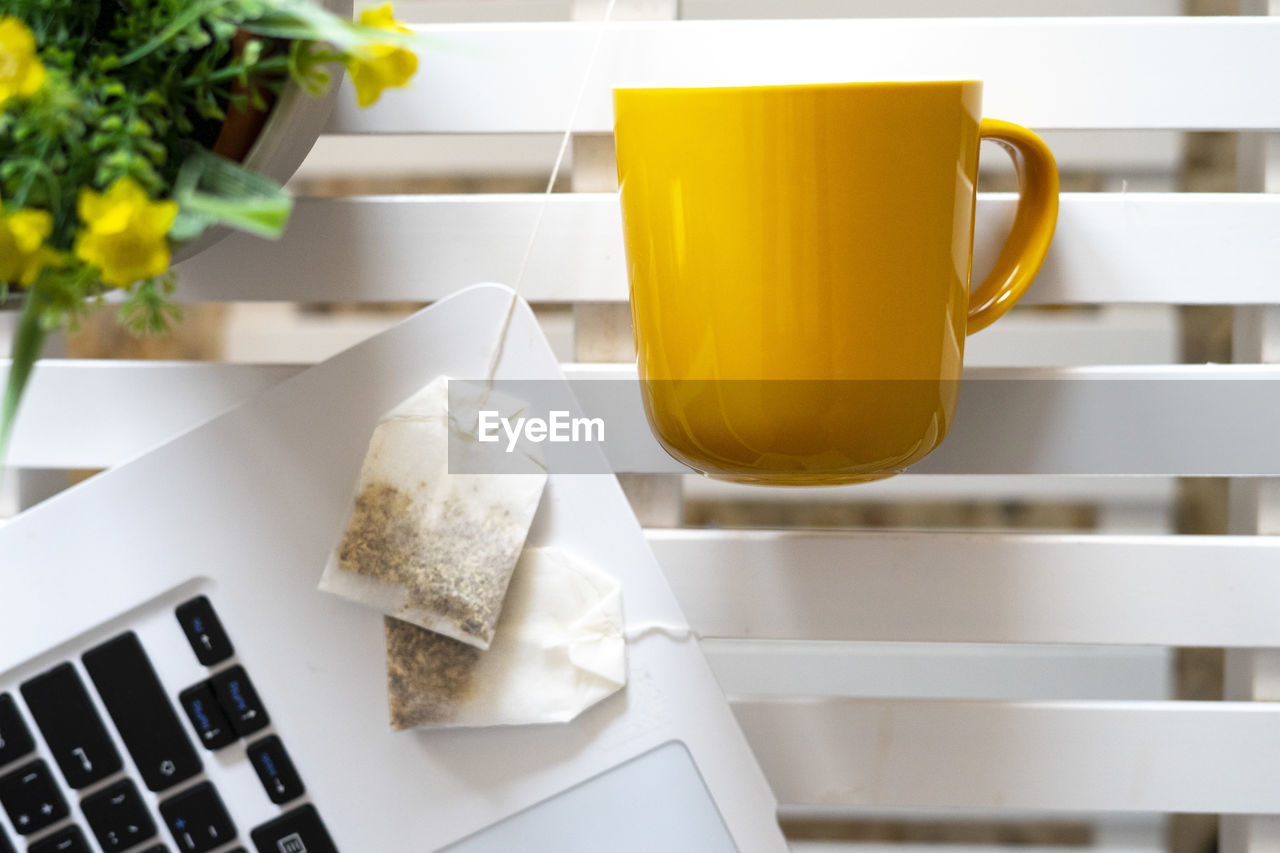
[319,376,546,649]
[385,546,625,729]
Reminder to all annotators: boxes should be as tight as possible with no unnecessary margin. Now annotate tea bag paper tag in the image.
[385,547,626,729]
[560,584,624,684]
[319,375,546,649]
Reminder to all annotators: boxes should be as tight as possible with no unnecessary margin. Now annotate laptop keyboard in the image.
[0,595,337,853]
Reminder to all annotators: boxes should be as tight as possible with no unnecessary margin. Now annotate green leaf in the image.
[172,146,293,241]
[118,0,236,65]
[0,291,50,469]
[246,2,421,51]
[118,276,183,337]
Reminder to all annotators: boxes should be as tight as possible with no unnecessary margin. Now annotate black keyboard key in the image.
[27,825,91,853]
[81,778,158,852]
[159,783,235,853]
[82,632,201,792]
[178,684,237,751]
[250,804,336,853]
[137,846,170,853]
[0,760,67,835]
[209,666,269,737]
[19,665,121,789]
[246,736,304,804]
[0,826,11,853]
[0,694,34,767]
[175,597,233,666]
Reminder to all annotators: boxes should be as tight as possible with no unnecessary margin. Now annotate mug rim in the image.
[613,79,982,94]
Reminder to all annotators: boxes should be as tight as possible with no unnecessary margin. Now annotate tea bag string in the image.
[484,0,619,382]
[624,621,698,643]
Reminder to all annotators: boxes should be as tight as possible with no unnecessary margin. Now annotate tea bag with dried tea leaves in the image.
[385,546,625,729]
[319,376,546,649]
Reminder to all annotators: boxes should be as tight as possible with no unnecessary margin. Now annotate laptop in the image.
[0,284,785,852]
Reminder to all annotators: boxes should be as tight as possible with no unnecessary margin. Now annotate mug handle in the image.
[967,118,1060,334]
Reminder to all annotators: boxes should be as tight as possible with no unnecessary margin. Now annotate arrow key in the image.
[179,683,238,751]
[82,778,157,852]
[159,782,236,853]
[209,666,268,737]
[175,597,233,666]
[246,735,304,805]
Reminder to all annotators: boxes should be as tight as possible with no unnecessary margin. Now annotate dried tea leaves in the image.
[385,616,483,728]
[385,546,625,730]
[320,376,546,649]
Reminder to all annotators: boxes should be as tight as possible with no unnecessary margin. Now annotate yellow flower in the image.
[74,177,178,288]
[0,16,46,108]
[0,203,56,286]
[347,4,418,107]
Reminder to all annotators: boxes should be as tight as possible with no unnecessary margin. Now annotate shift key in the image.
[83,632,201,791]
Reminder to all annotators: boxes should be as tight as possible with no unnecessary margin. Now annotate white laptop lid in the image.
[0,284,785,851]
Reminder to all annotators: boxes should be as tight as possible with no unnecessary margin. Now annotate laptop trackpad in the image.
[442,740,740,852]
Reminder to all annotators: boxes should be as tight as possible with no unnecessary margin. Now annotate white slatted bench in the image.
[4,4,1280,852]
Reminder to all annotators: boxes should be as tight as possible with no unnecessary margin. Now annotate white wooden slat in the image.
[648,529,1280,646]
[325,19,1280,134]
[223,302,1177,369]
[704,641,1172,701]
[732,699,1280,813]
[0,354,1175,513]
[175,193,1280,305]
[564,363,1280,476]
[960,307,1178,367]
[5,362,1280,475]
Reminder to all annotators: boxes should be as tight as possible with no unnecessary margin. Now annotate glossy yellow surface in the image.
[615,81,1058,484]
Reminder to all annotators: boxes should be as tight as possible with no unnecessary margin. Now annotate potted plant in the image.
[0,0,421,458]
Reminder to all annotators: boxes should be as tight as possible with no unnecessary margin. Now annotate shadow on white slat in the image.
[291,131,1183,183]
[704,641,1172,701]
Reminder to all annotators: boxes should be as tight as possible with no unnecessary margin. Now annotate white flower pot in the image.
[170,0,354,264]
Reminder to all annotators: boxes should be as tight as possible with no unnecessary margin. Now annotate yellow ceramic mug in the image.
[614,81,1059,485]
